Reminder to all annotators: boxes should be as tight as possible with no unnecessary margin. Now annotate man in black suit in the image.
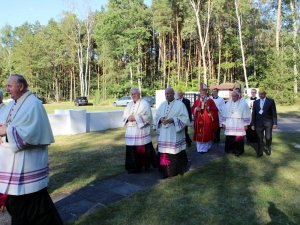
[177,90,192,147]
[251,89,277,157]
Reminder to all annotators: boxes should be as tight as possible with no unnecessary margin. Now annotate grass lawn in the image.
[48,128,126,198]
[44,101,123,114]
[277,104,300,118]
[61,132,300,225]
[43,100,300,117]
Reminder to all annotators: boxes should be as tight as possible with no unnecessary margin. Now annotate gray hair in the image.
[10,74,29,90]
[130,88,140,94]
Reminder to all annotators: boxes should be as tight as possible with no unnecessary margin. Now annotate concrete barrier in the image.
[48,109,157,136]
[48,109,125,136]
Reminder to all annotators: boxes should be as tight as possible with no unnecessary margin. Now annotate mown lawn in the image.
[48,128,159,198]
[43,100,300,117]
[44,101,121,114]
[60,132,300,225]
[48,128,126,198]
[277,104,300,118]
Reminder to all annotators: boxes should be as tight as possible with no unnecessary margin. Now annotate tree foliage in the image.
[0,0,299,104]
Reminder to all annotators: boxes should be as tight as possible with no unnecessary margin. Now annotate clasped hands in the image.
[160,117,174,125]
[127,115,136,122]
[0,123,7,139]
[195,106,201,112]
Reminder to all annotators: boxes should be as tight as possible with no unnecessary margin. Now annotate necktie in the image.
[260,99,264,109]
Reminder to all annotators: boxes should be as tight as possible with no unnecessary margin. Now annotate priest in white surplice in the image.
[154,87,190,178]
[123,88,156,173]
[0,74,62,225]
[221,91,251,156]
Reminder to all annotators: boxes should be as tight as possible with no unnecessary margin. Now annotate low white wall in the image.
[86,111,124,132]
[48,109,157,136]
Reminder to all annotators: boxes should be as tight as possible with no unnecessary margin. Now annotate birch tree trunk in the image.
[290,0,298,97]
[217,26,223,84]
[69,65,73,101]
[176,18,182,83]
[235,0,249,90]
[190,0,212,85]
[276,0,282,54]
[84,13,94,97]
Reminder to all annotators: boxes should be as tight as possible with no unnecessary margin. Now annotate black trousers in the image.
[225,135,244,156]
[246,125,257,142]
[255,123,273,155]
[6,188,63,225]
[214,127,221,143]
[125,142,157,173]
[159,150,188,178]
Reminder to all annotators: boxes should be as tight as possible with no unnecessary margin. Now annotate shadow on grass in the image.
[48,128,127,197]
[78,155,261,225]
[47,126,300,225]
[71,131,299,225]
[278,112,300,118]
[267,202,297,225]
[49,127,159,198]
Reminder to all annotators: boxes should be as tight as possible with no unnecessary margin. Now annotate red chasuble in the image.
[192,97,219,142]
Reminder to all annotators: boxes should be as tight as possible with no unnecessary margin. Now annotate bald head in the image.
[165,87,175,102]
[258,90,266,99]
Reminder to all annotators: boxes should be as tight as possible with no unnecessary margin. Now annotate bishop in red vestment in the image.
[192,84,219,153]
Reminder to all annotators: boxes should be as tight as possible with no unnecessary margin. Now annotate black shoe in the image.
[266,147,271,156]
[257,153,263,158]
[235,151,244,157]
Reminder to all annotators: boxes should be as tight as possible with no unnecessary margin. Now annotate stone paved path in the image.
[55,143,225,223]
[1,117,299,224]
[0,143,225,225]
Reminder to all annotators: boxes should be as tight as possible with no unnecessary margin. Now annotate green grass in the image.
[48,128,158,198]
[44,101,123,114]
[66,132,300,225]
[277,103,300,118]
[43,101,300,117]
[48,128,126,198]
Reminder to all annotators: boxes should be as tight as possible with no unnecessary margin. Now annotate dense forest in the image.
[0,0,299,104]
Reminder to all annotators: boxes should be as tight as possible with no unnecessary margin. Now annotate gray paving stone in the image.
[114,173,160,187]
[58,210,77,222]
[55,193,84,208]
[109,182,144,196]
[79,189,124,205]
[59,199,96,216]
[87,179,127,192]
